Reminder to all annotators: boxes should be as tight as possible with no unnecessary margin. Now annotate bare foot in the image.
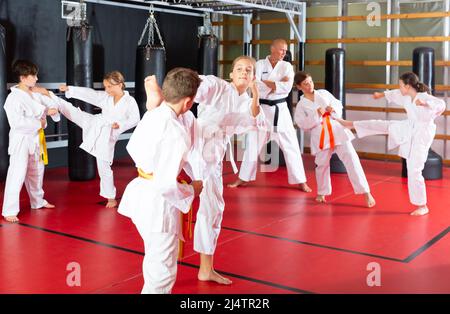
[106,199,118,208]
[198,269,232,285]
[4,216,19,223]
[43,202,55,209]
[315,195,326,203]
[364,193,376,208]
[410,206,429,216]
[299,183,312,193]
[335,118,354,129]
[227,179,248,188]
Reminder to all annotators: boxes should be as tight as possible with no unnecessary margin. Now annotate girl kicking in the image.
[58,71,140,208]
[337,72,445,216]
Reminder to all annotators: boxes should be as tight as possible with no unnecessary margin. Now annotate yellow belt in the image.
[137,168,193,260]
[39,129,48,165]
[137,168,154,179]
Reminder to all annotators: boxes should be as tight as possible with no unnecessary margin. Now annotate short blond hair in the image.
[231,55,257,74]
[271,38,287,47]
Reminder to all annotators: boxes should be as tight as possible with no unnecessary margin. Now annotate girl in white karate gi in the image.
[228,39,311,193]
[191,56,265,285]
[118,70,203,294]
[337,72,445,216]
[294,72,375,207]
[58,71,140,208]
[2,60,60,223]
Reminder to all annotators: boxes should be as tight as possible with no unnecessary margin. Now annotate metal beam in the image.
[84,0,204,16]
[206,0,304,16]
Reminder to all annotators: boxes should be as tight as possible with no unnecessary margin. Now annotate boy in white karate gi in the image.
[294,72,375,207]
[118,69,203,294]
[228,39,311,193]
[338,72,445,216]
[2,60,60,223]
[191,56,266,285]
[58,71,140,208]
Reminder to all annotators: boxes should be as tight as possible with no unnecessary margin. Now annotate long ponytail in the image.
[399,72,430,94]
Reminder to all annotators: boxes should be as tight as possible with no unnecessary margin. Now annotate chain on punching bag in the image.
[0,25,8,181]
[198,13,218,76]
[66,3,96,181]
[135,5,166,117]
[325,48,347,174]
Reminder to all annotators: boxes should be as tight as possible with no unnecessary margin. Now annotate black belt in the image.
[259,98,287,128]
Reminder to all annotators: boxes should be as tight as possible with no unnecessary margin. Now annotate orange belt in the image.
[178,179,193,260]
[137,169,193,260]
[319,111,335,150]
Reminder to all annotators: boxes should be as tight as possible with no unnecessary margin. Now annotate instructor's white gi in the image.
[238,56,307,184]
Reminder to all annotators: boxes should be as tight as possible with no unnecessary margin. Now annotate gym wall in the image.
[0,0,202,168]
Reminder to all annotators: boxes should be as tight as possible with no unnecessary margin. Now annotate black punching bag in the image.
[413,47,435,95]
[325,48,347,173]
[0,25,8,181]
[401,47,442,179]
[198,35,218,76]
[192,34,218,117]
[135,45,165,117]
[66,26,96,181]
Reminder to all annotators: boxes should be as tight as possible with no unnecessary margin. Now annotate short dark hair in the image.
[162,68,201,103]
[12,60,38,81]
[294,71,311,86]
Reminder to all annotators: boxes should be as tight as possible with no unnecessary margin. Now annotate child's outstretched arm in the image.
[145,75,163,111]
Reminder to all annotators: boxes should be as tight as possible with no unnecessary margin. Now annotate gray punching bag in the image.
[325,48,347,173]
[66,26,96,181]
[0,25,8,181]
[135,46,165,117]
[401,47,442,179]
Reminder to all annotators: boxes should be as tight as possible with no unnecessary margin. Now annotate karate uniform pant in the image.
[194,161,224,255]
[354,120,428,206]
[58,99,116,199]
[96,159,116,199]
[238,125,307,184]
[142,232,179,294]
[2,145,47,217]
[315,141,370,196]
